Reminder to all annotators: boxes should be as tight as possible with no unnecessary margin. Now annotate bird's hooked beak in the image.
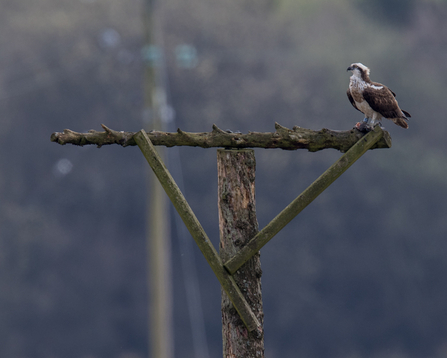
[347,65,354,71]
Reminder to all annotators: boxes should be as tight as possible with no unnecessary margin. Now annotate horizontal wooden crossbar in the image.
[50,123,392,152]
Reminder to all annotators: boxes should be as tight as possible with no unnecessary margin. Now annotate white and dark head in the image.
[347,63,370,81]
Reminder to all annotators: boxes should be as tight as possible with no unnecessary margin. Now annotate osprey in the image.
[347,63,411,129]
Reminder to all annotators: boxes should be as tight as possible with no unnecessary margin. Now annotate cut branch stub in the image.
[51,123,392,152]
[50,124,136,148]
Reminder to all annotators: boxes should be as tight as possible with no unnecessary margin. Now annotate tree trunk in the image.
[217,149,264,358]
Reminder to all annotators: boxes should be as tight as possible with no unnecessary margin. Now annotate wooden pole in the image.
[217,149,264,358]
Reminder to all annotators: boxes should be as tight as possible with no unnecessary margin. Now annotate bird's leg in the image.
[374,115,385,129]
[370,114,384,129]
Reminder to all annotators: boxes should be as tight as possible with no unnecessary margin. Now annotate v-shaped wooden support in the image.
[134,130,261,332]
[224,126,386,274]
[135,126,386,331]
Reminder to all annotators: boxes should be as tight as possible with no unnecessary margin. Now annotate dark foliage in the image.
[2,1,447,358]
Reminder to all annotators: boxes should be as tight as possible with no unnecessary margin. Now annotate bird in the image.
[346,63,411,130]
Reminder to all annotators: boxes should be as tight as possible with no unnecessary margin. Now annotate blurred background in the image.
[1,0,447,357]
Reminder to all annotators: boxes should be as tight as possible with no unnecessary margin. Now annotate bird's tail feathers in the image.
[393,117,409,129]
[402,110,411,118]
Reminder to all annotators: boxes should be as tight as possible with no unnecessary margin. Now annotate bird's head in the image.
[347,63,370,80]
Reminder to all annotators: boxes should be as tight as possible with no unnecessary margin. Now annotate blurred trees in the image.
[1,0,447,357]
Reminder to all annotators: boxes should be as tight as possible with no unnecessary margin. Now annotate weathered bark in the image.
[50,123,392,152]
[217,149,264,358]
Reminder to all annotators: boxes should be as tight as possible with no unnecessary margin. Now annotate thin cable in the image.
[155,3,210,358]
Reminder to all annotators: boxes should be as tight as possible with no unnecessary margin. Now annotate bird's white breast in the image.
[355,99,375,117]
[349,77,382,119]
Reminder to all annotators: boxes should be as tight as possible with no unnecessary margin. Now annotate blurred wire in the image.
[154,20,211,358]
[144,2,211,356]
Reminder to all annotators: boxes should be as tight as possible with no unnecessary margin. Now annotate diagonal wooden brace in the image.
[134,130,261,331]
[224,126,386,275]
